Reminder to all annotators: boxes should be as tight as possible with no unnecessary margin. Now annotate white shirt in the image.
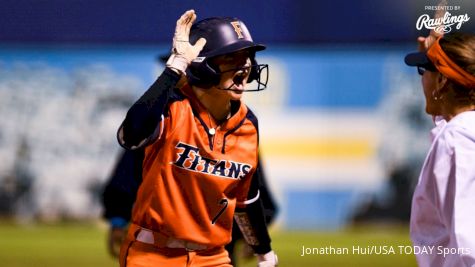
[411,111,475,267]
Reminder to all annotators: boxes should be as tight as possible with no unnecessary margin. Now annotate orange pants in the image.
[119,225,232,267]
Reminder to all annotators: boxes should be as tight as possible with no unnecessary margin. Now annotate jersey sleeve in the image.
[118,68,181,150]
[447,128,475,264]
[255,157,278,224]
[102,149,144,222]
[415,125,475,265]
[234,161,273,254]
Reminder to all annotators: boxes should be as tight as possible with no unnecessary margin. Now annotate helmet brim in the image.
[201,41,266,58]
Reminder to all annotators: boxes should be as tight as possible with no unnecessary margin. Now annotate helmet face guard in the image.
[214,62,269,92]
[245,63,269,92]
[186,17,268,91]
[188,55,269,91]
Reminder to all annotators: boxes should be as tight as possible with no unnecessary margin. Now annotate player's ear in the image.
[436,73,448,92]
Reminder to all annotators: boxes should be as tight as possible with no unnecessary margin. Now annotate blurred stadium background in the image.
[0,0,474,266]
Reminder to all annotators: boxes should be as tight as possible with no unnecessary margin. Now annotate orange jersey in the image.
[125,84,259,247]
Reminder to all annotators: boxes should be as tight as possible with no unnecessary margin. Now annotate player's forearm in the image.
[120,68,181,148]
[234,199,272,254]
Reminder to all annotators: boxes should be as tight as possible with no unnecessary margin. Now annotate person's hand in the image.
[107,226,127,258]
[417,35,439,52]
[166,9,207,74]
[257,250,278,267]
[417,0,446,52]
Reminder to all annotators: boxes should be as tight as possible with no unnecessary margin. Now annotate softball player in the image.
[102,150,278,263]
[117,10,277,267]
[405,32,475,267]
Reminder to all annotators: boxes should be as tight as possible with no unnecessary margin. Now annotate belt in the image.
[130,224,208,251]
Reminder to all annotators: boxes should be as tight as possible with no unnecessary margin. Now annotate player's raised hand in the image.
[166,10,207,74]
[417,36,438,52]
[417,0,447,52]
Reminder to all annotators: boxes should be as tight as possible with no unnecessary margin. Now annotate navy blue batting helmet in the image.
[186,17,268,90]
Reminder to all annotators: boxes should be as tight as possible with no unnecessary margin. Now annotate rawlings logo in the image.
[172,142,252,179]
[416,12,470,34]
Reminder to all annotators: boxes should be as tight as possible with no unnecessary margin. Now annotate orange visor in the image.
[427,37,475,89]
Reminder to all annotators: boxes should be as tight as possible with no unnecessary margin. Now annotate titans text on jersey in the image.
[172,142,252,179]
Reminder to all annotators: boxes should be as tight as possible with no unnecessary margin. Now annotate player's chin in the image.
[228,88,244,100]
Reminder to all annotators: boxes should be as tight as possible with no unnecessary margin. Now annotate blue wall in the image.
[0,43,420,228]
[0,43,414,108]
[2,0,474,44]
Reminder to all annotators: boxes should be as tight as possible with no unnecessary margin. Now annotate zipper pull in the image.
[209,128,216,135]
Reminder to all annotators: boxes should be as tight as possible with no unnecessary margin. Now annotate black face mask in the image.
[216,63,269,92]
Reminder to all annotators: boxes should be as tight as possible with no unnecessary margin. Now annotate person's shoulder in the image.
[438,112,475,152]
[170,87,187,102]
[445,112,475,136]
[244,105,259,130]
[165,87,190,115]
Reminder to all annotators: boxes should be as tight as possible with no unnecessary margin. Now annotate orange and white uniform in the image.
[117,68,271,267]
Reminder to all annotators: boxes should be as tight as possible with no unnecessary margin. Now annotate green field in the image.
[0,221,417,267]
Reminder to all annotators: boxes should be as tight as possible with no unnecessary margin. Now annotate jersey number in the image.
[211,198,228,224]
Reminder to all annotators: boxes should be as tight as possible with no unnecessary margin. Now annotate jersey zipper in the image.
[194,112,215,151]
[195,112,246,154]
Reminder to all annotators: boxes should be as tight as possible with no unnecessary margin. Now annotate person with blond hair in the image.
[405,31,475,267]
